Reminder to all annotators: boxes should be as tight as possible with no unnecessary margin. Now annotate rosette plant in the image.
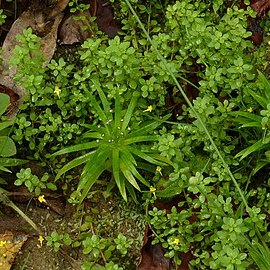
[52,81,171,202]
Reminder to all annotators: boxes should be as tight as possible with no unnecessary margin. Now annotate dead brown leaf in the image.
[0,231,28,270]
[251,0,270,16]
[58,11,93,45]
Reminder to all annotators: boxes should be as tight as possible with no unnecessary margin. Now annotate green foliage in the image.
[46,231,72,252]
[14,168,57,195]
[231,71,270,172]
[247,240,270,270]
[53,85,171,202]
[4,0,270,268]
[0,94,26,175]
[0,9,6,25]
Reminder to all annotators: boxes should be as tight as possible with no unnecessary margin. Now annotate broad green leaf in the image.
[121,94,138,131]
[52,141,99,156]
[235,139,265,160]
[0,136,16,157]
[55,151,95,180]
[0,93,10,116]
[0,120,13,132]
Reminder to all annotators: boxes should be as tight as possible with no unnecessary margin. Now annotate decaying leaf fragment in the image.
[0,231,28,270]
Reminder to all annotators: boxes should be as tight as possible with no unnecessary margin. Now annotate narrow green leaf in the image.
[78,147,111,203]
[86,92,109,127]
[127,146,168,166]
[52,141,99,156]
[0,158,28,167]
[253,160,269,175]
[114,89,121,130]
[241,122,262,128]
[230,111,263,122]
[0,165,11,173]
[120,159,140,191]
[127,114,170,137]
[78,160,110,203]
[125,181,138,203]
[55,151,95,180]
[81,132,104,140]
[120,148,137,165]
[112,148,124,198]
[235,139,265,160]
[124,135,159,145]
[258,70,270,100]
[92,79,111,113]
[247,89,268,108]
[121,94,138,131]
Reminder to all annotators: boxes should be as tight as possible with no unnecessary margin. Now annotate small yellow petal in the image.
[38,195,47,203]
[54,86,61,98]
[150,186,156,194]
[172,238,180,245]
[156,166,162,175]
[0,240,7,247]
[38,235,44,246]
[144,105,153,112]
[247,107,253,113]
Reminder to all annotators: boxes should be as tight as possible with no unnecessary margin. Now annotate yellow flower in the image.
[38,195,47,203]
[38,235,44,246]
[0,240,7,247]
[54,86,61,98]
[144,105,153,112]
[172,238,180,245]
[156,166,162,176]
[247,107,253,113]
[150,186,156,196]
